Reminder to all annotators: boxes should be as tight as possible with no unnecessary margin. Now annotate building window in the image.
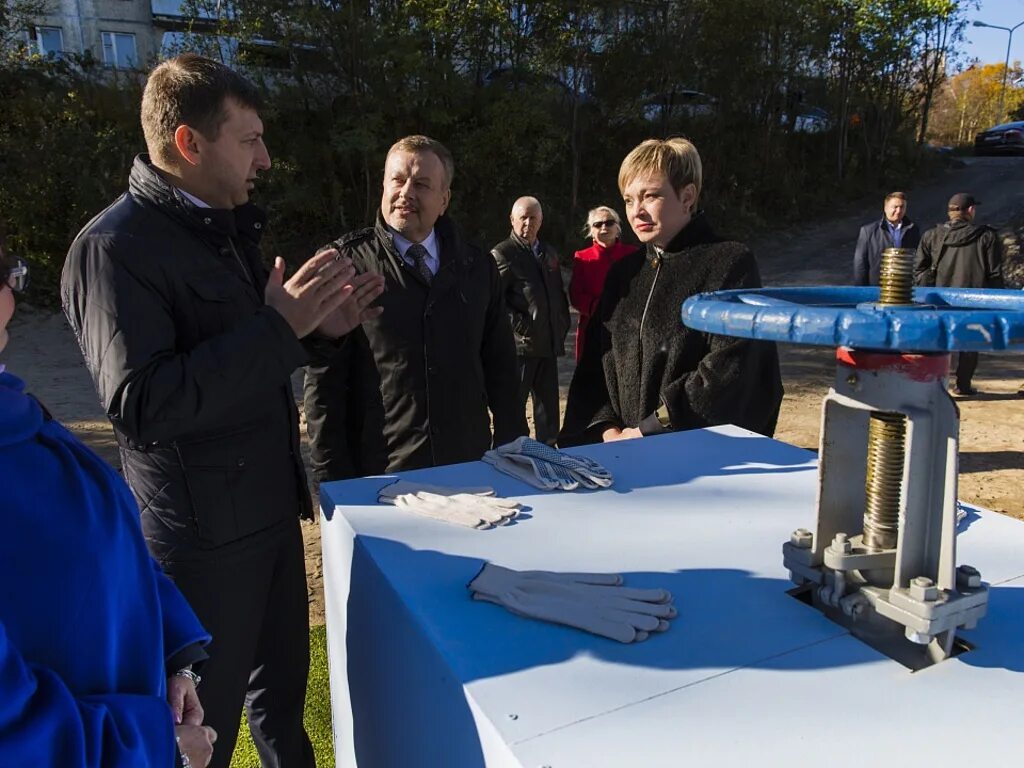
[33,26,64,57]
[101,31,137,69]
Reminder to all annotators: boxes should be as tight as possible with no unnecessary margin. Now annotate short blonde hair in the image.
[581,205,622,237]
[618,137,702,206]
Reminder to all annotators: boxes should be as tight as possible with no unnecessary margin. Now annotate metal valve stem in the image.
[862,248,915,552]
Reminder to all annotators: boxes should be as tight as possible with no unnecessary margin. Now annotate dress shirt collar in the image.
[389,227,439,276]
[177,188,212,209]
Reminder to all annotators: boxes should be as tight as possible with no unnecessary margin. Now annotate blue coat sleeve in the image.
[0,620,176,768]
[153,561,211,664]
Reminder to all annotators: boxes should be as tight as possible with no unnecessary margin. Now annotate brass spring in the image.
[863,412,905,550]
[877,248,914,306]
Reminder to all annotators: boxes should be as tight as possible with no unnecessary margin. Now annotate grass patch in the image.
[229,624,335,767]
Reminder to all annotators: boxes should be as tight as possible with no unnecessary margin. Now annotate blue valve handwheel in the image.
[681,287,1024,352]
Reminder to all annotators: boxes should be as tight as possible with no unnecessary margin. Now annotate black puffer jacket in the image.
[303,214,526,479]
[491,235,571,357]
[61,155,311,561]
[914,219,1004,288]
[560,213,784,445]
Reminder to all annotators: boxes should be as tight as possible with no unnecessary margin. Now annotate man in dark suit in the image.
[854,191,921,285]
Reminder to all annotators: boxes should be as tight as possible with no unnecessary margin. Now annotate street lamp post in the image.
[973,19,1024,123]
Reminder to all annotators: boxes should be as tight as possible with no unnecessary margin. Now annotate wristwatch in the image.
[655,404,672,429]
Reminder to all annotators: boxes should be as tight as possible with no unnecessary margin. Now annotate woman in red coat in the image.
[569,206,638,361]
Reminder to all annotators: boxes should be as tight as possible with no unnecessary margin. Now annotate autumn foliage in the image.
[927,62,1024,146]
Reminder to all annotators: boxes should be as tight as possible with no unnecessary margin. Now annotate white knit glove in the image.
[468,564,676,643]
[379,481,521,529]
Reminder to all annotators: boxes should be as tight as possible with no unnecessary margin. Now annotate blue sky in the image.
[960,0,1024,68]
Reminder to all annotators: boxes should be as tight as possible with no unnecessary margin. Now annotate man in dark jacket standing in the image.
[915,192,1004,395]
[61,55,383,768]
[303,135,526,479]
[853,191,920,285]
[491,197,571,446]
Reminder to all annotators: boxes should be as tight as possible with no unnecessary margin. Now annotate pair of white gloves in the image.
[469,564,676,643]
[378,480,521,529]
[482,436,614,491]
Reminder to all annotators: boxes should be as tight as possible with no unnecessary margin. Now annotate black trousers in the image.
[953,352,979,390]
[518,355,560,446]
[162,519,314,768]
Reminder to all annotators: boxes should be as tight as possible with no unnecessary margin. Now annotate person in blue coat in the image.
[0,246,215,767]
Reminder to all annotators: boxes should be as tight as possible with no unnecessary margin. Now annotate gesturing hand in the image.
[315,269,386,339]
[175,724,217,768]
[264,250,359,339]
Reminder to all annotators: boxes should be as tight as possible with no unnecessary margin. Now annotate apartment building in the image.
[24,0,219,69]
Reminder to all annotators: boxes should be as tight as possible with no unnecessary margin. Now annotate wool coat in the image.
[0,370,208,767]
[569,239,638,360]
[560,213,784,446]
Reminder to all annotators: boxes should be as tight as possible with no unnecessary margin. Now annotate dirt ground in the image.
[7,156,1023,626]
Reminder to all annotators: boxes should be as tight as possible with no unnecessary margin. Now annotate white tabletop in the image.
[320,426,1024,767]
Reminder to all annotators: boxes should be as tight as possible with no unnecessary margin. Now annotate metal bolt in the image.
[905,628,932,645]
[957,565,982,589]
[831,532,851,554]
[507,713,518,720]
[790,528,812,548]
[909,576,938,602]
[839,593,867,619]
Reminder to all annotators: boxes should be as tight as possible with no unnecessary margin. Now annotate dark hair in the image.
[0,241,9,282]
[141,54,263,164]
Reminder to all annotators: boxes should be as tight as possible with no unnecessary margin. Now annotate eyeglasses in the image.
[591,220,617,229]
[2,258,29,293]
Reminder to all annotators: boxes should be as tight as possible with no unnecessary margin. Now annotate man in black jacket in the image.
[491,197,570,445]
[853,191,921,285]
[915,192,1004,395]
[61,55,383,768]
[303,135,526,479]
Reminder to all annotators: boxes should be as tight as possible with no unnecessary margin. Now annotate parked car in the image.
[781,106,832,133]
[974,121,1024,155]
[642,90,717,123]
